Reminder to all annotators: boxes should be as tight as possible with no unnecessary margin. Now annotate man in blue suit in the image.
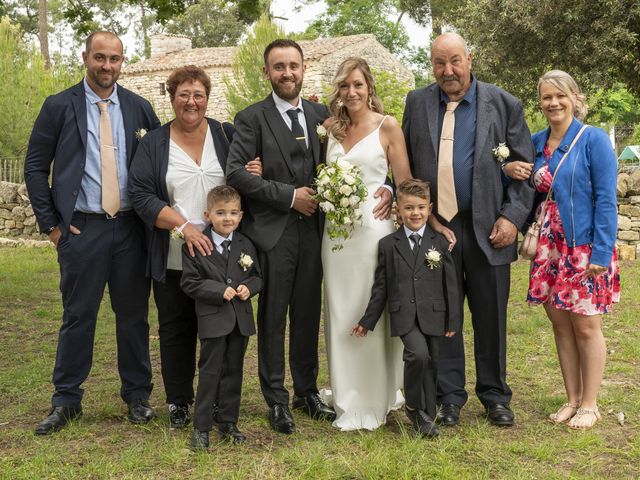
[24,31,161,435]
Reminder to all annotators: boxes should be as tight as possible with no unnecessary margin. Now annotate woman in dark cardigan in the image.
[128,65,261,428]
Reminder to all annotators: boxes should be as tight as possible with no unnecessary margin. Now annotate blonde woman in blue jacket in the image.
[506,70,620,429]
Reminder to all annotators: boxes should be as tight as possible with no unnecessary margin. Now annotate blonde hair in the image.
[327,57,384,142]
[537,70,588,120]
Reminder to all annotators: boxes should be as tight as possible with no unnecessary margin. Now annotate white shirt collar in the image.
[211,229,233,247]
[403,224,426,240]
[272,92,304,116]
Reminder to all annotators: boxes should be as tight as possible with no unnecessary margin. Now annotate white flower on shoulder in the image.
[136,128,148,140]
[238,252,253,271]
[425,247,443,269]
[316,124,327,142]
[492,142,510,163]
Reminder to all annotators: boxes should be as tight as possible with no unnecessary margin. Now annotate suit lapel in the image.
[414,227,436,271]
[226,235,243,275]
[474,81,493,166]
[71,82,88,150]
[394,229,415,270]
[209,119,229,172]
[302,99,321,167]
[426,86,440,155]
[117,85,136,166]
[262,96,295,177]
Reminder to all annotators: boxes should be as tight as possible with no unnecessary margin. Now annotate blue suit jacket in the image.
[24,81,160,237]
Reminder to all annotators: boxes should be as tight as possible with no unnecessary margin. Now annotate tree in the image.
[372,68,412,121]
[0,17,82,162]
[224,14,285,118]
[165,0,245,48]
[37,0,49,68]
[455,0,640,103]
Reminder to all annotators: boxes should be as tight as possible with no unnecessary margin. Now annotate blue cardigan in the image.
[531,118,617,266]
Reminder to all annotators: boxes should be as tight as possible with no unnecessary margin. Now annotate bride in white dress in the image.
[319,58,413,430]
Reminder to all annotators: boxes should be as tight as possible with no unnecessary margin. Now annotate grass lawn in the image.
[0,246,638,479]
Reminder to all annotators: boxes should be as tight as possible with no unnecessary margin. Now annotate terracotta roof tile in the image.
[124,34,375,74]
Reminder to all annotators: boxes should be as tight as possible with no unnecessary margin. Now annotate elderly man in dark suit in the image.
[24,31,160,435]
[402,32,535,427]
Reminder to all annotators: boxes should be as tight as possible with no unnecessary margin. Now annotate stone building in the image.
[120,33,414,122]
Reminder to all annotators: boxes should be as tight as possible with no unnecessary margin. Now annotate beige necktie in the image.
[98,101,120,217]
[437,101,459,222]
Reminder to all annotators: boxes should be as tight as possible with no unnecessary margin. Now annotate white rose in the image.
[326,167,336,176]
[497,145,510,159]
[349,195,360,207]
[316,125,327,137]
[336,158,351,170]
[343,216,352,225]
[427,250,441,262]
[354,208,363,220]
[343,174,355,185]
[340,197,350,207]
[339,185,353,196]
[318,175,330,185]
[320,201,334,212]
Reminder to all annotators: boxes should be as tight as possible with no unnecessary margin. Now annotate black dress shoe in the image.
[190,429,209,451]
[35,406,82,435]
[292,393,336,421]
[436,404,461,427]
[268,404,296,434]
[218,422,246,444]
[406,408,440,438]
[486,403,514,427]
[169,403,190,429]
[127,399,155,424]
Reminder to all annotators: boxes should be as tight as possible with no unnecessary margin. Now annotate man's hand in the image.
[223,287,237,301]
[445,331,456,338]
[49,225,81,247]
[489,216,517,248]
[236,284,250,301]
[293,187,318,216]
[372,186,392,220]
[351,324,368,337]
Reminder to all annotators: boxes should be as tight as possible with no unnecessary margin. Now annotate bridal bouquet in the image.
[314,157,368,251]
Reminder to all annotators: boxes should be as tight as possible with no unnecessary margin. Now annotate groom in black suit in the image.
[24,31,160,435]
[226,39,336,433]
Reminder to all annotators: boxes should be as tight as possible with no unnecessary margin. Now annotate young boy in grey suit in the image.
[181,186,262,450]
[353,179,461,438]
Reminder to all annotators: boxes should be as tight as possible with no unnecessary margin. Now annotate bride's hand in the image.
[351,325,368,337]
[428,214,456,251]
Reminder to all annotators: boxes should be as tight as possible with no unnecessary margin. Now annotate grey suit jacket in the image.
[359,225,461,337]
[402,80,535,266]
[225,94,329,252]
[180,226,262,339]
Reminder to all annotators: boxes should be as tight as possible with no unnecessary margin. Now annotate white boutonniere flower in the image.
[238,252,254,271]
[492,142,510,163]
[136,128,148,140]
[316,124,327,143]
[425,247,443,269]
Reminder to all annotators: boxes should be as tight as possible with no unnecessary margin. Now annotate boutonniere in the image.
[316,124,327,143]
[425,247,443,269]
[492,142,510,163]
[238,252,254,271]
[135,128,148,140]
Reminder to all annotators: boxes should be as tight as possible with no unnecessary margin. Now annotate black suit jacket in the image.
[402,80,535,266]
[180,226,262,339]
[24,81,160,236]
[359,225,461,337]
[128,118,235,282]
[226,94,329,252]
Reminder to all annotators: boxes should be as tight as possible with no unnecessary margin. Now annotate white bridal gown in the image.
[320,116,404,431]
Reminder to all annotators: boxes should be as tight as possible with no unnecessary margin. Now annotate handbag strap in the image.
[534,124,588,224]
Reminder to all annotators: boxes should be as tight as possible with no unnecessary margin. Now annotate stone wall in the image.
[0,181,40,237]
[615,169,640,260]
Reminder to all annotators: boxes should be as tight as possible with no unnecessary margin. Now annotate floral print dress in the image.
[527,145,621,315]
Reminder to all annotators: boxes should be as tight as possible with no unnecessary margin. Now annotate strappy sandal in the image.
[567,407,601,430]
[548,402,579,424]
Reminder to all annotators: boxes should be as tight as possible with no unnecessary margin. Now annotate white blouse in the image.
[166,128,225,270]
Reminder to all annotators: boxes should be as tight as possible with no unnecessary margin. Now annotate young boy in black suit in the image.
[181,185,262,450]
[353,179,461,438]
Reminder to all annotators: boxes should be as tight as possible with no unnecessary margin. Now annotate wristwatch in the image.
[44,225,57,235]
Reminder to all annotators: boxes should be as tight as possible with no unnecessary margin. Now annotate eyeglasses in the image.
[176,92,207,103]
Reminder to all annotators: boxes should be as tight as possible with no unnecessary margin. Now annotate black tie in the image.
[286,108,307,151]
[220,239,230,260]
[409,233,421,258]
